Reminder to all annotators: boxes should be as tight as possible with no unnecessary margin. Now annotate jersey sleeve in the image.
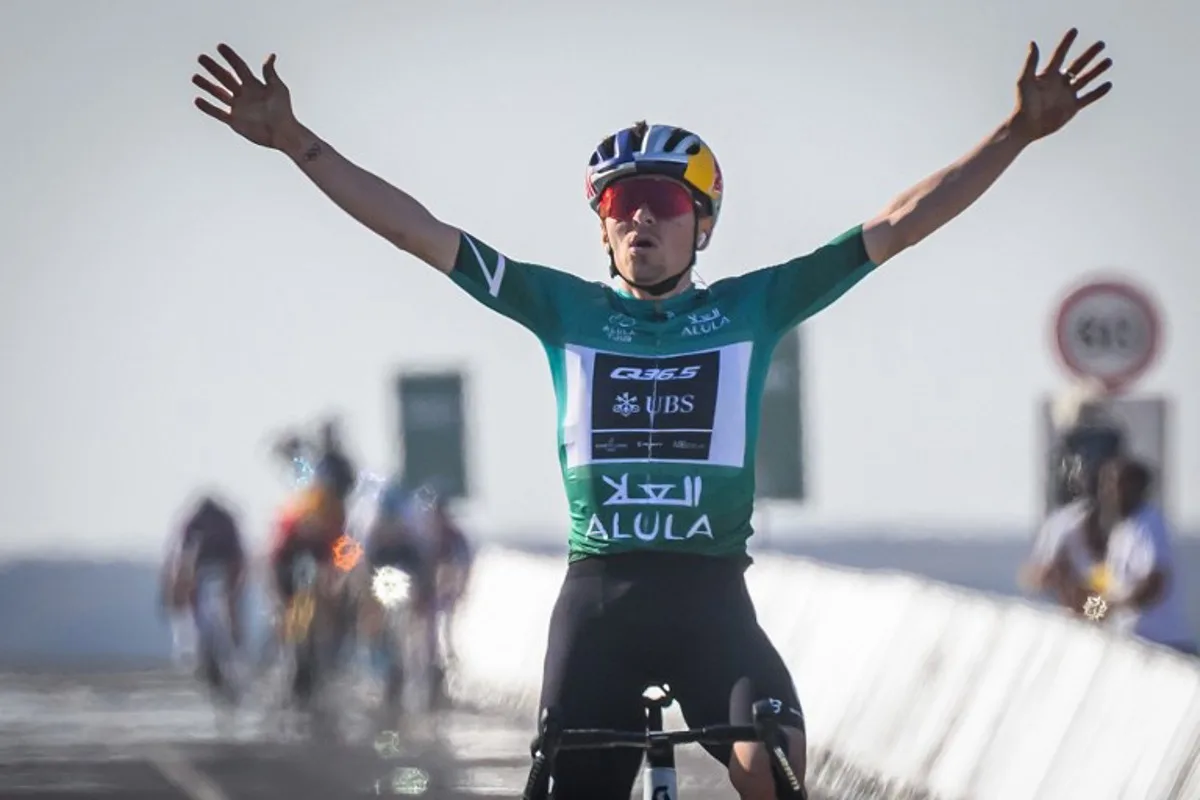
[1029,512,1068,568]
[748,225,879,337]
[1127,508,1172,581]
[449,230,578,343]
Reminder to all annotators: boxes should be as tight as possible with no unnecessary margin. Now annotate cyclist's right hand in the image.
[193,43,298,150]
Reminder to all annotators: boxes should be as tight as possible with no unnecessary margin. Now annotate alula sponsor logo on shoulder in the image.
[603,313,636,343]
[681,307,730,337]
[584,473,714,542]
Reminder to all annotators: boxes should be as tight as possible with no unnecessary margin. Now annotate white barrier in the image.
[448,546,1200,800]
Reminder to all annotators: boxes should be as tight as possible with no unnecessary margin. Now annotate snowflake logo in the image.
[372,566,411,609]
[1083,595,1108,621]
[612,393,641,417]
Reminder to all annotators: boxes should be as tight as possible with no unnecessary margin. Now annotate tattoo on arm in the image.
[302,142,323,163]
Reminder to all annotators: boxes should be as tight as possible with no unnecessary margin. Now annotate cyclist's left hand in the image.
[1010,28,1113,144]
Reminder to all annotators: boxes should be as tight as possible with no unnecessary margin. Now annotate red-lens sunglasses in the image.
[597,177,696,222]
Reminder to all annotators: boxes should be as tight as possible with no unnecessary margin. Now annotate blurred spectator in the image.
[1045,392,1126,512]
[1021,454,1107,614]
[1099,457,1197,655]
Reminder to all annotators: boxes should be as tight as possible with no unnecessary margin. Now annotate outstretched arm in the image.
[862,28,1113,266]
[862,121,1027,266]
[193,43,584,343]
[192,44,459,273]
[276,123,460,273]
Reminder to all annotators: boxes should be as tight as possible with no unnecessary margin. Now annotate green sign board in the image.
[396,371,468,499]
[755,329,805,501]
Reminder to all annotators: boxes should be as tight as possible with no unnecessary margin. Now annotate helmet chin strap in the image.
[608,222,703,298]
[610,257,692,297]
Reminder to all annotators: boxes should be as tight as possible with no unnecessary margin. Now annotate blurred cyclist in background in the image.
[268,417,359,638]
[361,478,472,702]
[427,492,474,681]
[358,473,431,707]
[160,494,247,649]
[364,474,432,605]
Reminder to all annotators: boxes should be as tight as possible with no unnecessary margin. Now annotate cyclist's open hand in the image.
[1011,28,1113,144]
[193,43,297,149]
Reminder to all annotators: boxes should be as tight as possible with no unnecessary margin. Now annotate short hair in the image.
[629,120,649,146]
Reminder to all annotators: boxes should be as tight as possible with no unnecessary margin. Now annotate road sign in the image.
[755,328,805,501]
[396,370,469,499]
[1052,278,1162,394]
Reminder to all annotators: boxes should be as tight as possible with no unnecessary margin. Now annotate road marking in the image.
[148,746,230,800]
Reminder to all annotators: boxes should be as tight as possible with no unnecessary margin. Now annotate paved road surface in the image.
[0,667,893,798]
[0,719,745,798]
[0,669,745,799]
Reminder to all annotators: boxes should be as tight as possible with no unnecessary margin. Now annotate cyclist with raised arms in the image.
[192,30,1112,799]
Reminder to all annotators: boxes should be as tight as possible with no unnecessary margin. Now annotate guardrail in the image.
[448,547,1200,800]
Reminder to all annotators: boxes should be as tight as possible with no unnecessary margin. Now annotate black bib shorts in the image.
[537,551,805,798]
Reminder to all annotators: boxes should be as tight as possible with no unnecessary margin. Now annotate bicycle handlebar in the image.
[546,722,763,751]
[522,698,805,799]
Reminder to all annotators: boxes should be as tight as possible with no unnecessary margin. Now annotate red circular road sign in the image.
[1052,278,1162,393]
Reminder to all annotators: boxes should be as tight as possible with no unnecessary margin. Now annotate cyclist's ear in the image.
[696,216,715,251]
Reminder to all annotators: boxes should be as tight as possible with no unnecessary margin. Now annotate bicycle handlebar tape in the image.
[522,708,562,800]
[751,700,806,800]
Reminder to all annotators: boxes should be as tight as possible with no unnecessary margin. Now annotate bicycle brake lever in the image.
[751,700,805,799]
[529,707,562,757]
[522,708,562,800]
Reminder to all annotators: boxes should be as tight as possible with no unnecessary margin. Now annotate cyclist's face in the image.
[599,177,711,292]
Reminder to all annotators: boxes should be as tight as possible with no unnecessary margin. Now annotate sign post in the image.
[756,328,805,502]
[754,329,806,549]
[396,370,469,500]
[1043,276,1171,519]
[1052,278,1162,394]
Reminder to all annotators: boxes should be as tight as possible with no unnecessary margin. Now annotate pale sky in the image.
[1,0,1197,558]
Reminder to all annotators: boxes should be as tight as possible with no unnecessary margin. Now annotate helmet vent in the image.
[663,128,686,151]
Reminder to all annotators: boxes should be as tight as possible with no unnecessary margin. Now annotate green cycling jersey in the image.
[449,227,877,560]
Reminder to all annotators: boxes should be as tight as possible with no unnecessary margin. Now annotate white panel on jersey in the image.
[561,341,753,468]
